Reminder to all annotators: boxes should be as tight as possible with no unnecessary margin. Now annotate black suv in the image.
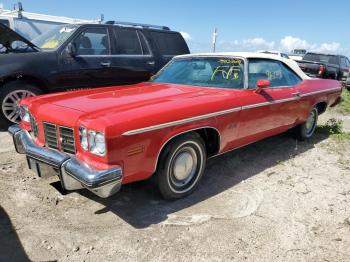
[0,21,190,127]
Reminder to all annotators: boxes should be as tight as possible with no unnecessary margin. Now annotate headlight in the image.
[79,127,88,151]
[88,130,106,156]
[19,106,30,122]
[80,126,106,156]
[94,132,106,155]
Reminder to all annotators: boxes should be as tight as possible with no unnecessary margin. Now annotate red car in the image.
[9,52,342,199]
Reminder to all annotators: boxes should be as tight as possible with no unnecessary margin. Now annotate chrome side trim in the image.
[122,107,241,136]
[242,101,271,110]
[242,97,299,110]
[300,87,341,97]
[122,87,340,136]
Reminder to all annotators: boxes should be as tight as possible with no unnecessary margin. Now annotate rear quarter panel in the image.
[297,79,342,122]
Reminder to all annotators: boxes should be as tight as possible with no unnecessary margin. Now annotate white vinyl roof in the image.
[176,52,310,80]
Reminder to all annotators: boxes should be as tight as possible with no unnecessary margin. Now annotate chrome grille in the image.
[29,114,38,137]
[43,123,76,154]
[59,126,76,154]
[43,123,58,149]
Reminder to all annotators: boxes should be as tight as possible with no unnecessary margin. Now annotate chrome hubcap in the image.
[306,110,316,134]
[171,147,197,187]
[2,90,35,123]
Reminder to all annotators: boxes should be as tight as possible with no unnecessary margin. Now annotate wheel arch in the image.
[154,126,221,173]
[314,101,327,115]
[0,74,48,93]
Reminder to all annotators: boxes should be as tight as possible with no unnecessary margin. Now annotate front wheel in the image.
[156,133,207,200]
[0,81,42,128]
[294,107,318,140]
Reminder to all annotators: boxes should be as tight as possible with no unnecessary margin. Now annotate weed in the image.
[316,118,350,142]
[340,89,350,114]
[316,118,343,135]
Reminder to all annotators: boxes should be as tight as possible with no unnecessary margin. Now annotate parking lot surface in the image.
[0,111,349,262]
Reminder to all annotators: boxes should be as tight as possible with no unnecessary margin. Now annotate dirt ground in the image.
[0,110,349,262]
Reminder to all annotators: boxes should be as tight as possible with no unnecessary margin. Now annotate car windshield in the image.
[32,24,79,50]
[151,57,245,89]
[303,53,338,65]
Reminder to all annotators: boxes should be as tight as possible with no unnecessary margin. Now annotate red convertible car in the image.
[9,52,342,199]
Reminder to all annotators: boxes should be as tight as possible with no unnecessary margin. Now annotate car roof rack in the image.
[105,20,170,30]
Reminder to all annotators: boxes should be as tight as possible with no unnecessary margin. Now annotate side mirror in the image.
[255,79,270,93]
[66,43,77,57]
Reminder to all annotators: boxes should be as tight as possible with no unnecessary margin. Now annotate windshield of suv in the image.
[303,53,339,65]
[32,24,79,50]
[151,57,245,89]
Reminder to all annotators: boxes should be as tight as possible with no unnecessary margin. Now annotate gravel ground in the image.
[0,111,349,262]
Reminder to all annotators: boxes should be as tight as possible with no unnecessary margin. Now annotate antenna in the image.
[17,2,23,18]
[212,28,218,53]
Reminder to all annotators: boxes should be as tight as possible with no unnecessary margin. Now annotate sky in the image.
[1,0,349,55]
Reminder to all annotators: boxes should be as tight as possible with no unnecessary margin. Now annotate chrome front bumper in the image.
[8,124,123,198]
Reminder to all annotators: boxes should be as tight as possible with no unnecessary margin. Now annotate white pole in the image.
[212,28,217,53]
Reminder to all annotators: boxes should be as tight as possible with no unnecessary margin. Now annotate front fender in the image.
[116,119,219,184]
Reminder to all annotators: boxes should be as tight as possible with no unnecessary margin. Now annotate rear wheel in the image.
[294,107,318,140]
[0,81,42,128]
[156,133,206,200]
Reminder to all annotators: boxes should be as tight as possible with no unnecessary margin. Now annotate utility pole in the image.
[212,28,218,53]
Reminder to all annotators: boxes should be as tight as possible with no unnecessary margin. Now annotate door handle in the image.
[292,92,301,97]
[147,61,155,66]
[101,62,111,67]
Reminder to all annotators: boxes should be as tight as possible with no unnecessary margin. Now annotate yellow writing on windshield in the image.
[41,39,59,49]
[211,65,241,80]
[218,59,242,65]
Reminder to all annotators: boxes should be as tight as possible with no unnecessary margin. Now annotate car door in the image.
[236,59,303,141]
[57,26,114,89]
[105,27,156,85]
[340,56,349,83]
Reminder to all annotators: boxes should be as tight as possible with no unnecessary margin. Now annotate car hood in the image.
[0,23,39,53]
[29,82,231,113]
[25,82,243,134]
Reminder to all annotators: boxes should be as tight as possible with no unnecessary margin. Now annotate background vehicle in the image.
[258,50,290,59]
[10,52,342,200]
[0,21,190,127]
[297,53,350,87]
[289,49,307,61]
[0,2,93,40]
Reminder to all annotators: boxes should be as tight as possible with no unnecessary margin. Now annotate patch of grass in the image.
[332,132,350,142]
[340,89,350,114]
[316,118,350,142]
[316,118,343,135]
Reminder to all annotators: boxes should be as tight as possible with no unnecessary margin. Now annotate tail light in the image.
[318,65,325,76]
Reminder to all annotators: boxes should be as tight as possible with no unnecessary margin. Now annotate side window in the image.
[150,32,189,56]
[74,28,110,55]
[248,59,301,88]
[340,57,347,68]
[115,28,142,55]
[138,31,151,55]
[280,63,302,86]
[0,19,9,27]
[346,58,350,68]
